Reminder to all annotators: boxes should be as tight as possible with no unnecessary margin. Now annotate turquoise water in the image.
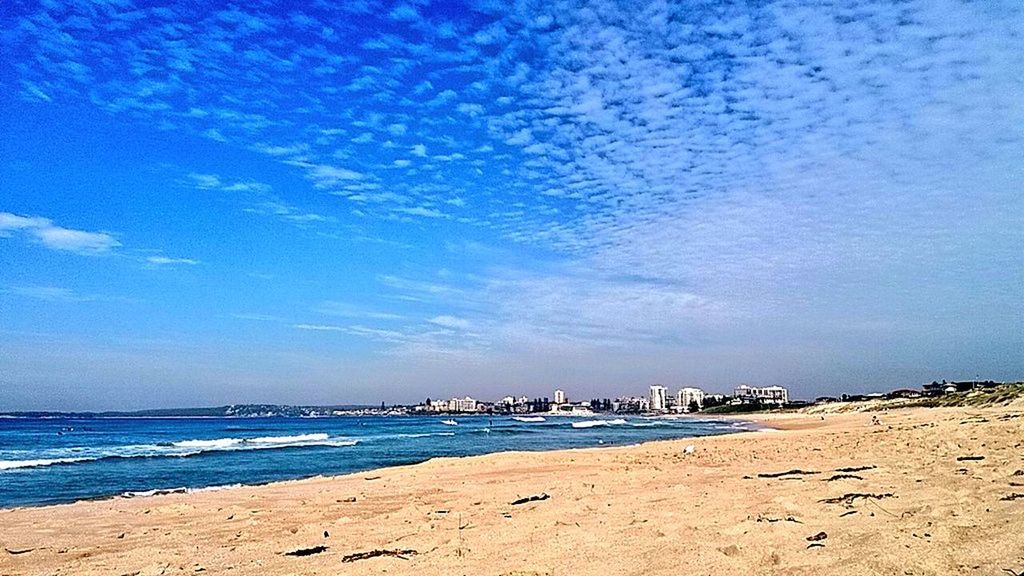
[0,415,749,507]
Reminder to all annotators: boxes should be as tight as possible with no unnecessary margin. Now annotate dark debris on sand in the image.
[820,492,894,506]
[511,493,550,505]
[341,549,418,562]
[284,546,329,557]
[757,469,820,479]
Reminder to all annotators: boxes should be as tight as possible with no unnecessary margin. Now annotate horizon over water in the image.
[0,415,751,508]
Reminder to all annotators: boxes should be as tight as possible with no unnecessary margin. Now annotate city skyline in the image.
[2,0,1022,411]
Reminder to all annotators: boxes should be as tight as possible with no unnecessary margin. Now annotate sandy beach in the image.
[2,406,1022,576]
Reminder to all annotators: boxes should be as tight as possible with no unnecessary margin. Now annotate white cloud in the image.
[186,172,333,227]
[456,103,484,117]
[0,213,49,232]
[428,315,471,330]
[395,206,446,218]
[292,323,345,331]
[316,301,403,320]
[146,256,199,266]
[203,128,227,142]
[411,143,427,157]
[232,313,284,322]
[0,212,120,255]
[188,173,222,189]
[301,163,364,187]
[5,286,93,302]
[4,285,135,303]
[388,3,419,22]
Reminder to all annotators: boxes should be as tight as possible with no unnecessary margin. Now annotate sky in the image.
[1,0,1022,411]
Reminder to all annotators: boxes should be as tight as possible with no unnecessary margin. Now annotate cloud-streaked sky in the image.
[1,0,1021,410]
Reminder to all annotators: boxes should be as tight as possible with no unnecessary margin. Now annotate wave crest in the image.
[0,433,356,471]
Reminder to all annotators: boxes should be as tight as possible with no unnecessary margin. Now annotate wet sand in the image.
[2,406,1022,575]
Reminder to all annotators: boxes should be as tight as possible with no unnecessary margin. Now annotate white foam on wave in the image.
[171,433,334,450]
[571,418,628,429]
[120,483,246,498]
[0,434,357,471]
[173,438,242,449]
[512,416,546,423]
[628,420,672,428]
[0,457,93,470]
[247,433,331,444]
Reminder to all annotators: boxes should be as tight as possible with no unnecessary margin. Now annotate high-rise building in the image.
[649,385,668,412]
[554,389,566,405]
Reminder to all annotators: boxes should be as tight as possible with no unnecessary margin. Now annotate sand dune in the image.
[2,406,1022,575]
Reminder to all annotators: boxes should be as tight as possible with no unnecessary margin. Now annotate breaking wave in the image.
[571,418,628,429]
[0,433,357,471]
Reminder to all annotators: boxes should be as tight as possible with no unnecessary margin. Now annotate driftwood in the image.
[284,546,328,557]
[839,510,858,517]
[757,470,820,479]
[956,455,985,461]
[826,474,864,482]
[834,465,876,473]
[1000,493,1024,501]
[5,548,34,555]
[341,549,418,562]
[820,492,894,505]
[806,531,828,542]
[511,493,550,505]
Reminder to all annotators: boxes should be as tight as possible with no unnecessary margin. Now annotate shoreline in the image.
[2,405,1021,575]
[0,416,763,511]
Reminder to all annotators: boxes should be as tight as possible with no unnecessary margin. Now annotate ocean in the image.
[0,414,751,507]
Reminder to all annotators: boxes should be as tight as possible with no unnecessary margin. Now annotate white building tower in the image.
[649,385,667,412]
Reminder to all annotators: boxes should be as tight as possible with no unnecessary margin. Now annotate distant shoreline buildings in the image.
[395,378,1017,417]
[412,382,793,416]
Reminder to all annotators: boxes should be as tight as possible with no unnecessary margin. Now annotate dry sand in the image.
[2,406,1023,576]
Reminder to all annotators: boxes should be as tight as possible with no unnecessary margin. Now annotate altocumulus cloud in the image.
[2,0,1021,400]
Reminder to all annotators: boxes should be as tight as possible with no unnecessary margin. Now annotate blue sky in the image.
[1,0,1022,410]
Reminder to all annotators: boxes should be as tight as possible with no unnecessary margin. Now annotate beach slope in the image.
[2,407,1022,575]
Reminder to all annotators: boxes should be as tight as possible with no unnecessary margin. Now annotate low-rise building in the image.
[733,385,789,405]
[613,396,650,413]
[447,396,477,412]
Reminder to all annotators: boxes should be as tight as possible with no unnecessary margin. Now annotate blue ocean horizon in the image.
[0,415,751,508]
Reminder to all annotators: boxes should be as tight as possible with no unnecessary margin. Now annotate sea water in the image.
[0,415,750,507]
